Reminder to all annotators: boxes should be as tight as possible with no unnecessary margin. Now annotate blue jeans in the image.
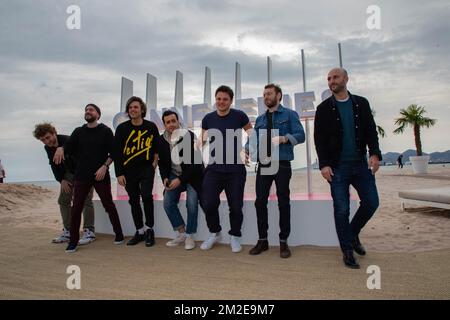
[330,161,379,252]
[163,175,199,235]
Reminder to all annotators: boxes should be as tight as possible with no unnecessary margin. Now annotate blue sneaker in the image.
[65,243,78,253]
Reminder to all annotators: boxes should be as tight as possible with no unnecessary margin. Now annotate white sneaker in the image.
[200,232,221,250]
[230,235,242,253]
[78,229,96,245]
[52,228,70,243]
[166,234,187,247]
[184,236,196,250]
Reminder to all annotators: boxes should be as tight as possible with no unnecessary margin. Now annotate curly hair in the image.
[33,122,56,139]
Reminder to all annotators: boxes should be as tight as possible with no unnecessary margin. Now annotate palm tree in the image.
[393,104,436,156]
[372,109,386,138]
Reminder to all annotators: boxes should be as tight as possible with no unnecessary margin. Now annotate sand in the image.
[0,166,449,299]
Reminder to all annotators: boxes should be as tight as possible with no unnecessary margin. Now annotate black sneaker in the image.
[343,250,360,269]
[114,233,125,245]
[127,231,145,246]
[65,243,77,253]
[145,229,155,247]
[352,236,366,256]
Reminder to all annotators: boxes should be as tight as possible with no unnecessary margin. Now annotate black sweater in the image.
[64,123,115,182]
[314,92,382,170]
[114,119,159,177]
[44,135,76,182]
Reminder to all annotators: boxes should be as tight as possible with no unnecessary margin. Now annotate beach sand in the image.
[0,166,449,299]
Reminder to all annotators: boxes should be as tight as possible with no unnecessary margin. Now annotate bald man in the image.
[314,68,382,269]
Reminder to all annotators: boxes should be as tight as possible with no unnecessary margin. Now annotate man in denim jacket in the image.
[248,84,305,258]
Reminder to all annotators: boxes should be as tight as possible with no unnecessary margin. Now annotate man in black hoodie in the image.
[54,104,124,253]
[314,68,381,269]
[158,110,203,250]
[114,96,159,247]
[33,122,95,245]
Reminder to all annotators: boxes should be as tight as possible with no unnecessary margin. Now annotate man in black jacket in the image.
[33,122,95,245]
[314,68,381,269]
[158,110,203,250]
[54,104,124,253]
[114,96,159,247]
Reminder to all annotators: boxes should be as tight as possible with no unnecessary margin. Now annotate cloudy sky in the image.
[1,0,449,181]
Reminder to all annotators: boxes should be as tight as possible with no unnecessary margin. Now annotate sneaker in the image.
[127,231,145,246]
[200,232,221,250]
[78,229,96,245]
[145,229,155,247]
[230,235,242,253]
[184,236,196,250]
[52,228,70,243]
[65,243,77,253]
[114,233,125,245]
[166,234,187,247]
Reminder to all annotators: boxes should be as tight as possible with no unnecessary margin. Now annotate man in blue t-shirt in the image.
[198,85,252,253]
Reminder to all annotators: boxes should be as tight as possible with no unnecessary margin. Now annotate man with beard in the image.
[33,122,95,244]
[54,104,124,253]
[114,96,159,247]
[248,84,305,258]
[314,68,381,269]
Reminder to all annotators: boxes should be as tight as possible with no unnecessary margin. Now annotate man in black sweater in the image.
[158,110,204,250]
[314,68,381,269]
[114,96,159,247]
[54,104,124,253]
[33,122,95,244]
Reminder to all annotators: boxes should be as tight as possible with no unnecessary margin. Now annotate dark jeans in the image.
[255,161,292,241]
[70,179,123,246]
[124,167,155,230]
[330,161,379,252]
[201,169,246,237]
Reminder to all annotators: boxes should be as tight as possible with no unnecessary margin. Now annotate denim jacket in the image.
[248,104,305,162]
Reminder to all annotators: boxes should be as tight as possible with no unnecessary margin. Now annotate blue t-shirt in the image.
[336,98,361,162]
[201,108,250,172]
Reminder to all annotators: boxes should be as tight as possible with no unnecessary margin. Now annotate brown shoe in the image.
[280,242,291,258]
[249,240,269,255]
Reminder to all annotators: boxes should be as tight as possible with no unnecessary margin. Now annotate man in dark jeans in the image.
[198,85,253,253]
[314,68,381,269]
[33,122,95,245]
[54,103,124,253]
[248,84,305,258]
[114,96,159,247]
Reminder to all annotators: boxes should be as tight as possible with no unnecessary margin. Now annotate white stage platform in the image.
[94,193,357,247]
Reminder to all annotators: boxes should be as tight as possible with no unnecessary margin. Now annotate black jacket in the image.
[44,135,76,182]
[313,92,382,170]
[158,130,204,194]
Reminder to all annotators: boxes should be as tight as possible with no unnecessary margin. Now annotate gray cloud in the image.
[0,0,449,181]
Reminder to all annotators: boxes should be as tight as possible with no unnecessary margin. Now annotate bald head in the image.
[327,68,348,95]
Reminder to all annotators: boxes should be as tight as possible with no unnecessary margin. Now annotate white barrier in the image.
[94,193,357,246]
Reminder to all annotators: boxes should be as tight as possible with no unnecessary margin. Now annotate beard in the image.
[85,114,96,123]
[330,83,345,94]
[265,97,278,109]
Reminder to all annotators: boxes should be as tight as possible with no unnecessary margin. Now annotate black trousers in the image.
[124,167,155,230]
[201,169,246,237]
[254,161,292,241]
